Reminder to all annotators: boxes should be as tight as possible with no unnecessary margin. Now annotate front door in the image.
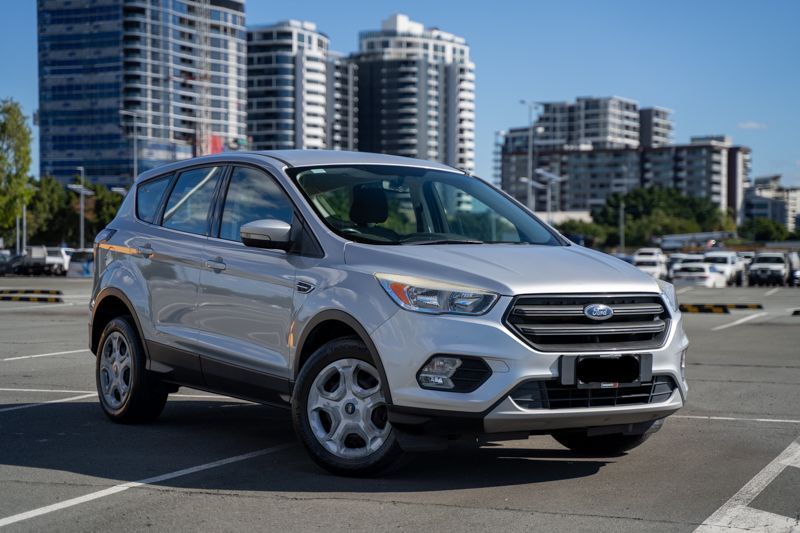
[195,166,297,398]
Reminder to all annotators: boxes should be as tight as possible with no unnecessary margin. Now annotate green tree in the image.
[556,219,608,247]
[593,187,728,232]
[0,99,33,236]
[739,218,789,242]
[90,182,123,233]
[26,176,67,241]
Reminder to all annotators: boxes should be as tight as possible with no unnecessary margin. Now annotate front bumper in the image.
[749,270,786,282]
[372,295,688,434]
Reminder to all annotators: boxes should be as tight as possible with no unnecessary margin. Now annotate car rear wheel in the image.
[292,337,401,476]
[96,317,168,423]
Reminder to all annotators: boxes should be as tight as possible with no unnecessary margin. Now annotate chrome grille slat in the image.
[519,319,666,336]
[505,294,671,352]
[513,302,664,318]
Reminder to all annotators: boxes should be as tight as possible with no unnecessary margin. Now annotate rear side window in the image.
[162,166,223,235]
[219,167,294,242]
[136,175,171,223]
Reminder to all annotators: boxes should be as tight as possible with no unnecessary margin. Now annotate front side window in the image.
[162,166,223,235]
[219,166,294,242]
[136,174,171,223]
[291,165,562,246]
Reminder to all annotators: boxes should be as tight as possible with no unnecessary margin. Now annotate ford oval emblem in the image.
[584,303,614,321]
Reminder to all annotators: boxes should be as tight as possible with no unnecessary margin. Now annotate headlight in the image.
[657,279,678,312]
[376,273,498,315]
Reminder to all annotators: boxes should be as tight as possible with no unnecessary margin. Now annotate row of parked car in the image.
[624,248,800,288]
[0,246,94,277]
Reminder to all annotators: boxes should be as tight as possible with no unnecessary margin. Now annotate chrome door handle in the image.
[136,246,153,258]
[205,259,226,271]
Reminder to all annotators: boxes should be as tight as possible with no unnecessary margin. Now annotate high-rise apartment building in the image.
[354,14,475,171]
[37,0,247,187]
[500,126,750,221]
[533,97,646,151]
[639,107,673,148]
[745,175,800,231]
[246,20,358,151]
[325,52,358,151]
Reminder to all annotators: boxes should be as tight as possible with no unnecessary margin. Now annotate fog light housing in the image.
[417,357,462,390]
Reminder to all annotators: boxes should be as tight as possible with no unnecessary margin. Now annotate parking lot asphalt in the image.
[0,277,798,532]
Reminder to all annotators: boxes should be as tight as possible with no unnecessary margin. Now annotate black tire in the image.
[735,272,743,287]
[552,421,661,455]
[95,316,168,423]
[292,336,402,477]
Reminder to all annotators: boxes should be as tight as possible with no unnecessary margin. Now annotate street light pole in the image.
[520,100,542,210]
[22,203,27,252]
[76,166,85,249]
[534,169,564,226]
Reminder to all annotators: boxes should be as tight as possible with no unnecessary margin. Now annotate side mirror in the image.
[240,219,292,251]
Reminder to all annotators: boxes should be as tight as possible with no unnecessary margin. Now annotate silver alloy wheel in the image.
[99,331,132,410]
[307,358,390,459]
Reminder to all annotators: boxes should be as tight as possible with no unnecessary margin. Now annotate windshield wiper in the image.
[405,239,484,245]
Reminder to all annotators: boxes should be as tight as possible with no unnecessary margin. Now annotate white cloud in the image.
[737,121,767,130]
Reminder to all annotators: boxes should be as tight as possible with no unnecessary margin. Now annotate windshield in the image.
[678,266,706,273]
[70,252,93,262]
[635,260,657,267]
[291,165,563,246]
[754,256,784,264]
[704,256,729,264]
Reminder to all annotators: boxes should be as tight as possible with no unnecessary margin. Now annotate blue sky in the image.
[2,0,798,184]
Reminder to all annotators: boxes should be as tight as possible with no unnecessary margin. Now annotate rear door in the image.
[195,165,297,398]
[131,165,225,383]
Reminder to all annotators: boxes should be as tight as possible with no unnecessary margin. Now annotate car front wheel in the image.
[292,337,401,476]
[96,317,168,423]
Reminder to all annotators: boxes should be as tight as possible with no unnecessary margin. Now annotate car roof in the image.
[134,150,462,185]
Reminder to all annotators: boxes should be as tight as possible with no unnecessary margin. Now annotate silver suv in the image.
[90,151,688,476]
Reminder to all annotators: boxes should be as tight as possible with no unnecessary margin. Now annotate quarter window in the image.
[162,166,223,235]
[136,175,171,223]
[219,167,293,242]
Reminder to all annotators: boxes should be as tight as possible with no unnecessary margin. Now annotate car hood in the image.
[344,243,662,296]
[752,264,785,271]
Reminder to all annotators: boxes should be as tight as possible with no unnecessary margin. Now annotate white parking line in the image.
[694,439,800,532]
[764,287,780,296]
[0,303,75,313]
[676,287,694,294]
[710,312,767,332]
[0,443,294,528]
[0,387,92,394]
[676,415,800,425]
[1,349,91,362]
[0,387,235,401]
[0,393,96,414]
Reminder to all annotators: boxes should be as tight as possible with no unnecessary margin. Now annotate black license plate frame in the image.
[559,353,653,389]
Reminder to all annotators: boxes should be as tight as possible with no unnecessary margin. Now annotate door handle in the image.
[205,259,226,271]
[136,245,153,258]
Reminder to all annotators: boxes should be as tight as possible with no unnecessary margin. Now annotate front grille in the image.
[505,294,671,352]
[509,376,677,409]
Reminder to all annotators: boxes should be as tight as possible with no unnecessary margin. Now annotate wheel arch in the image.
[294,309,392,404]
[91,288,149,360]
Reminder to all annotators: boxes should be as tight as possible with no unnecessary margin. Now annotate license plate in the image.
[559,353,653,389]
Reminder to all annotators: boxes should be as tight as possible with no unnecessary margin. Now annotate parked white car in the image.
[672,263,726,288]
[634,257,668,279]
[667,253,704,280]
[635,247,665,260]
[45,247,73,276]
[703,251,744,287]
